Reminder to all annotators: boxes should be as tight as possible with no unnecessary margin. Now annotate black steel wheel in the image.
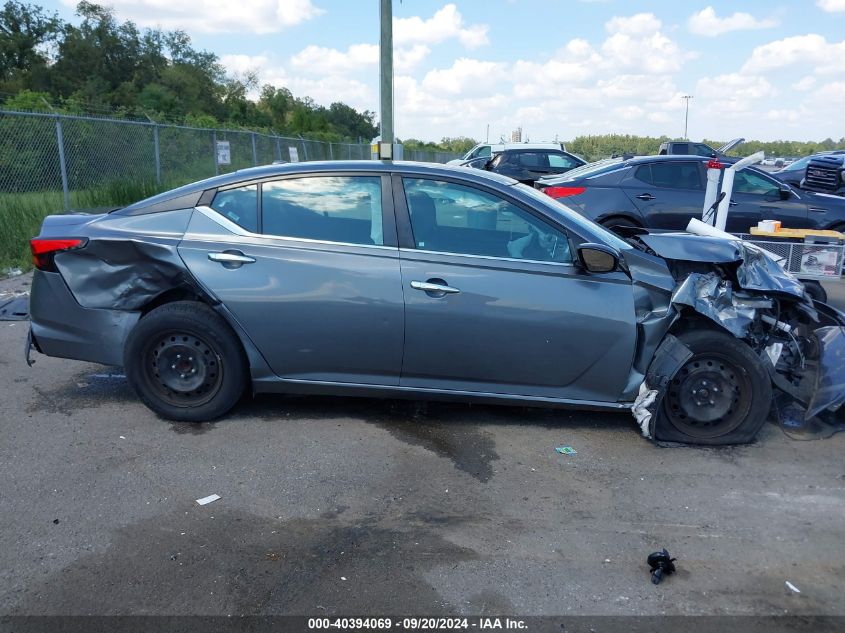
[656,328,772,445]
[146,331,223,407]
[125,302,247,421]
[664,352,752,440]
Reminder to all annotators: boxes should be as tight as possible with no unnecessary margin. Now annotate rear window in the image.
[261,176,384,246]
[211,185,258,232]
[636,162,702,190]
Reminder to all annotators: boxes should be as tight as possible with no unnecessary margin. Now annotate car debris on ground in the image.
[647,548,677,585]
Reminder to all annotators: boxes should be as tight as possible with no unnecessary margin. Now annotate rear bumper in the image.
[28,270,141,366]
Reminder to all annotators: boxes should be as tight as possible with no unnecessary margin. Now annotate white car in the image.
[447,142,567,165]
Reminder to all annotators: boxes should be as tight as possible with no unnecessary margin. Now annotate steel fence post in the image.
[329,142,333,160]
[300,137,308,161]
[212,131,218,176]
[251,132,258,166]
[275,137,282,161]
[153,124,161,184]
[54,116,70,211]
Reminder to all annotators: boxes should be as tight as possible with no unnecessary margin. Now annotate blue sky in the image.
[47,1,845,143]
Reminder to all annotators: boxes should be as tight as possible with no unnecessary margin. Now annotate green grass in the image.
[0,179,178,273]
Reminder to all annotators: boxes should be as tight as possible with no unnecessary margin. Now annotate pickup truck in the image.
[802,153,845,196]
[658,138,744,158]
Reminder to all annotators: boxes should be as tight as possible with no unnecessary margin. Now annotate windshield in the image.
[513,183,632,251]
[781,156,811,172]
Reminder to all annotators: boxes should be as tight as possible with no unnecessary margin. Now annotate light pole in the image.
[379,0,394,158]
[682,95,693,140]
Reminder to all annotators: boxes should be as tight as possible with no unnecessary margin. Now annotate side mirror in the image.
[578,243,619,273]
[779,184,791,200]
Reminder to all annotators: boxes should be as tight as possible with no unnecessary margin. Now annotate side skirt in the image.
[251,377,631,411]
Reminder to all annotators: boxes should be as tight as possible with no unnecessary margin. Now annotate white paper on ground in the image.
[196,494,221,506]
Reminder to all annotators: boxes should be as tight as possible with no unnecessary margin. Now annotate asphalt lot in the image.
[0,272,844,619]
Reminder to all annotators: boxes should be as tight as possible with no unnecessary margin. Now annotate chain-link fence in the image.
[0,110,458,210]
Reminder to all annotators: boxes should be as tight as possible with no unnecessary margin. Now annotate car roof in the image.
[118,160,519,215]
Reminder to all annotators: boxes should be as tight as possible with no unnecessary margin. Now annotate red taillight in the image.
[30,238,86,271]
[543,186,586,198]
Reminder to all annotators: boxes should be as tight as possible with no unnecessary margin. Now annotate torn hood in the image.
[633,231,806,298]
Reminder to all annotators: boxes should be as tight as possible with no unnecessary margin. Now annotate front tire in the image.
[124,302,247,421]
[655,329,772,445]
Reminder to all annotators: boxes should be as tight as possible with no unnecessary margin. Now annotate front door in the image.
[395,176,637,403]
[726,169,810,232]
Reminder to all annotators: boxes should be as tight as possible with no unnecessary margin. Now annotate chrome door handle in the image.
[729,200,738,207]
[208,252,256,264]
[636,193,655,201]
[410,280,461,294]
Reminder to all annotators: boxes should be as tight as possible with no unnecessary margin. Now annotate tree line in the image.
[0,0,378,141]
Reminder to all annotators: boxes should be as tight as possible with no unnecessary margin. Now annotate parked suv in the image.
[462,147,586,186]
[448,142,567,165]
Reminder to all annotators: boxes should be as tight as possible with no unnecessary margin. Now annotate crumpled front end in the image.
[627,231,845,439]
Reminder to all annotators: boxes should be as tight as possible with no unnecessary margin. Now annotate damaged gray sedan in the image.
[27,161,845,444]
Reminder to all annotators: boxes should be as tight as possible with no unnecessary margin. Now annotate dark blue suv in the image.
[538,155,845,234]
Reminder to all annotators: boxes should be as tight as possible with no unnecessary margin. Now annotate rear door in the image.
[621,160,706,229]
[394,174,637,403]
[178,173,405,385]
[727,169,810,231]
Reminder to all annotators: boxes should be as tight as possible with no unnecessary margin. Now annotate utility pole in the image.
[682,95,693,140]
[379,0,394,158]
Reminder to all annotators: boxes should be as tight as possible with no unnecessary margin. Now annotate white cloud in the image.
[688,6,778,36]
[290,44,378,75]
[605,12,662,36]
[221,54,271,76]
[395,45,431,73]
[63,0,323,34]
[394,4,489,49]
[601,14,686,74]
[421,58,508,96]
[817,0,845,12]
[742,34,845,74]
[792,76,817,91]
[694,73,777,113]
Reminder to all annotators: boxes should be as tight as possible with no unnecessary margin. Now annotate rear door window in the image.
[261,176,384,246]
[210,185,258,232]
[635,162,702,190]
[548,153,579,169]
[514,152,550,170]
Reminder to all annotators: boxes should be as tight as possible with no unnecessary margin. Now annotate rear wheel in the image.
[125,302,247,421]
[599,216,641,236]
[802,280,827,303]
[656,329,771,445]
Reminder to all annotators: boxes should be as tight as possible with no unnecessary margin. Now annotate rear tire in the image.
[802,280,827,304]
[599,216,641,236]
[655,328,771,445]
[124,302,247,422]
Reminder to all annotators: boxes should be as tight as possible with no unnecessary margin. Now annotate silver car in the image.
[27,161,845,445]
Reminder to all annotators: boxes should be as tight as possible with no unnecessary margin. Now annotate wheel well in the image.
[667,308,729,338]
[140,289,207,316]
[598,213,643,228]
